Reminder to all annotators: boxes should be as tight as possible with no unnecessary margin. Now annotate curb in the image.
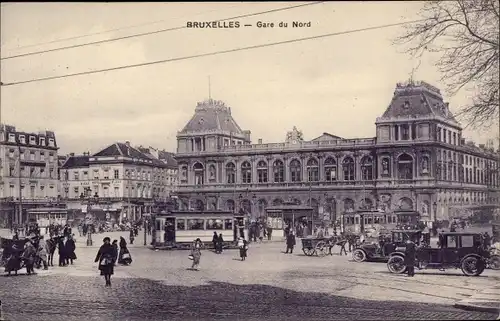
[453,302,500,314]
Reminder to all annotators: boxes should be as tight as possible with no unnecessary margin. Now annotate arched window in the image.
[257,199,267,217]
[361,198,373,210]
[324,157,337,181]
[208,164,216,182]
[342,157,355,181]
[273,160,284,183]
[226,162,235,184]
[193,163,204,185]
[307,158,319,182]
[324,198,337,221]
[343,198,355,213]
[290,159,301,182]
[240,199,252,213]
[225,199,235,212]
[180,165,188,183]
[257,161,268,183]
[399,197,413,210]
[361,156,373,180]
[241,161,252,184]
[397,154,413,179]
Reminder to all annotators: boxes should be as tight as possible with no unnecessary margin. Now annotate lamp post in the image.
[252,193,257,222]
[80,188,98,246]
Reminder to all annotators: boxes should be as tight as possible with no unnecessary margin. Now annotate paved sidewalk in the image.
[454,285,500,314]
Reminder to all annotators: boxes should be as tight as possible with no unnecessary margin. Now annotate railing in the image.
[177,138,377,155]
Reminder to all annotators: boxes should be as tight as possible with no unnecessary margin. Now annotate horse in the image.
[46,236,60,267]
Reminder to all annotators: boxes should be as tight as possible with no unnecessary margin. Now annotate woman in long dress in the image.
[94,237,115,287]
[118,237,132,265]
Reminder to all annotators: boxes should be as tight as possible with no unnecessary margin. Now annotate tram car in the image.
[154,210,246,249]
[343,210,423,235]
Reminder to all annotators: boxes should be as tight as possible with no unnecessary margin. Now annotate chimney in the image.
[69,153,75,157]
[125,141,130,147]
[258,139,262,144]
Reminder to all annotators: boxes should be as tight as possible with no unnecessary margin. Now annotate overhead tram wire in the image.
[0,19,425,87]
[1,3,244,51]
[0,1,325,61]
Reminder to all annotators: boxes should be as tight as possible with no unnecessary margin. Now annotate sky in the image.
[1,2,497,155]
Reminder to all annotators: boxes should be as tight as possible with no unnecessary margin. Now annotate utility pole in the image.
[17,145,23,227]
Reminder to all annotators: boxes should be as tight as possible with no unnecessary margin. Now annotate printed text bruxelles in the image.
[187,21,240,28]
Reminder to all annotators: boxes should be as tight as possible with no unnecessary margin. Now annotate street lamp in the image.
[252,193,257,221]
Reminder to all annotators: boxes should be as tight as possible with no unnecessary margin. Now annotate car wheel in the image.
[489,255,500,270]
[387,255,407,274]
[352,249,366,263]
[461,256,482,276]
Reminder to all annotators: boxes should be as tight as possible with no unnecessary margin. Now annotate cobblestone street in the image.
[1,231,499,320]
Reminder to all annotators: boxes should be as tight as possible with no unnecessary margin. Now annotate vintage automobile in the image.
[387,232,492,276]
[352,229,427,263]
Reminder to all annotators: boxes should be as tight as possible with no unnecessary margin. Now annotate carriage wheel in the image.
[302,247,315,256]
[315,241,328,257]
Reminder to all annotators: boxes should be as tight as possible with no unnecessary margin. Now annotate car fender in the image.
[460,253,483,263]
[389,251,406,258]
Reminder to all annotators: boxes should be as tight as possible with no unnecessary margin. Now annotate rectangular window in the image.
[93,170,99,179]
[40,168,45,177]
[224,219,233,230]
[40,137,45,146]
[446,235,458,248]
[30,167,35,177]
[176,219,186,231]
[114,169,119,179]
[49,168,54,178]
[206,219,224,230]
[30,151,35,160]
[187,219,205,230]
[8,149,14,158]
[461,235,475,247]
[74,187,79,195]
[40,153,45,161]
[9,165,15,176]
[114,187,119,197]
[74,172,79,180]
[29,136,36,144]
[8,133,15,142]
[48,138,55,147]
[19,135,26,144]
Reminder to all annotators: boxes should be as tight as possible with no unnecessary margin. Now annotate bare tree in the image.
[394,0,499,129]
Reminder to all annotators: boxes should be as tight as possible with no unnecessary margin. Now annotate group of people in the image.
[94,236,133,287]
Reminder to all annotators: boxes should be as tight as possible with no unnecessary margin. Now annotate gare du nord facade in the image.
[174,81,500,233]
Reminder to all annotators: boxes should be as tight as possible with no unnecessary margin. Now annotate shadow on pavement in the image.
[0,275,497,321]
[374,270,490,277]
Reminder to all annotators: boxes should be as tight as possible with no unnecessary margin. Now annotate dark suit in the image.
[286,234,296,254]
[404,240,416,277]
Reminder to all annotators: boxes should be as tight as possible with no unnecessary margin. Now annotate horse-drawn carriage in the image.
[1,237,30,275]
[301,236,341,257]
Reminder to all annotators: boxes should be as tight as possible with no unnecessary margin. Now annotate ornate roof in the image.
[380,81,459,125]
[179,99,244,135]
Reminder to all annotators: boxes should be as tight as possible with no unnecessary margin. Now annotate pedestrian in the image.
[37,238,49,270]
[483,232,491,249]
[129,229,135,245]
[238,237,246,261]
[405,238,416,277]
[259,228,264,243]
[337,237,348,256]
[285,231,296,254]
[57,236,67,266]
[22,240,37,275]
[267,227,273,241]
[65,235,77,265]
[118,237,132,265]
[216,233,224,254]
[190,238,202,270]
[212,231,218,252]
[94,237,115,287]
[112,240,119,264]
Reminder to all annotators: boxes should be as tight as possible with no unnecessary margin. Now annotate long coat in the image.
[404,241,416,267]
[286,234,296,247]
[65,239,77,260]
[94,243,115,275]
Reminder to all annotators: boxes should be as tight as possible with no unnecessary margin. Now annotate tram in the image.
[343,210,423,235]
[154,210,246,247]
